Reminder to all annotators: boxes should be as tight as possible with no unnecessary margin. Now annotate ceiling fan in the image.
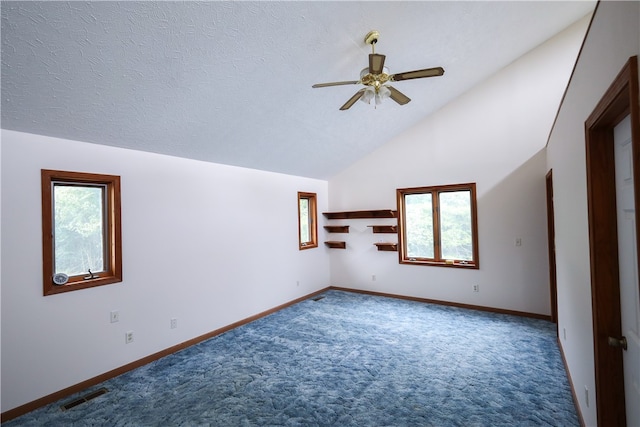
[312,30,445,110]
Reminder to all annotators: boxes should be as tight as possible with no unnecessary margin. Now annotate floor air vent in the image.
[312,296,325,302]
[61,388,108,410]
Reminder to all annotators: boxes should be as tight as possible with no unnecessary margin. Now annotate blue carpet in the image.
[4,290,579,426]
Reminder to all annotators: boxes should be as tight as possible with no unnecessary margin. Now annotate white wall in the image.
[328,16,591,316]
[546,1,640,425]
[0,130,330,412]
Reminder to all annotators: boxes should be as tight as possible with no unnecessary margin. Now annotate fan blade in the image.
[312,80,359,88]
[387,86,411,105]
[340,89,366,110]
[391,67,444,82]
[369,54,386,74]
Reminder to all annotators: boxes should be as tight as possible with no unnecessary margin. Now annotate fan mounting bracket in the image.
[364,30,380,46]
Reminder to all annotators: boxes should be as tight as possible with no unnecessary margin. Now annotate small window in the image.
[42,170,122,295]
[397,183,479,268]
[298,192,318,250]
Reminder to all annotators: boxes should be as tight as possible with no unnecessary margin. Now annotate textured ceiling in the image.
[1,1,595,179]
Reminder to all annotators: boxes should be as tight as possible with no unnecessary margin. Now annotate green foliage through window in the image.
[42,169,122,295]
[405,193,434,258]
[439,191,473,260]
[54,184,106,276]
[397,183,478,268]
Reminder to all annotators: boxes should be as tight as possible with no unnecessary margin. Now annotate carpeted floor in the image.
[4,290,579,426]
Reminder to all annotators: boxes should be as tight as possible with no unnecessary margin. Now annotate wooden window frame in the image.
[42,169,122,296]
[297,192,318,250]
[396,183,479,269]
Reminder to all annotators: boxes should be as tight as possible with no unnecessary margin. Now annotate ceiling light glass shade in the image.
[360,85,392,105]
[361,87,375,104]
[376,85,391,105]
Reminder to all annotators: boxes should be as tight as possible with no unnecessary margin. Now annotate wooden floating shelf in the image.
[324,225,350,233]
[324,241,346,249]
[323,209,397,219]
[374,243,398,252]
[368,225,397,234]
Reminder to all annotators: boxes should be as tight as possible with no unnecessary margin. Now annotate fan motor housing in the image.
[360,68,390,88]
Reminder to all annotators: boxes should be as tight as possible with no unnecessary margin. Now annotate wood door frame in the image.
[546,170,558,325]
[585,55,639,427]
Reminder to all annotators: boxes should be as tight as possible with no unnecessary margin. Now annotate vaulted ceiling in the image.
[1,1,595,179]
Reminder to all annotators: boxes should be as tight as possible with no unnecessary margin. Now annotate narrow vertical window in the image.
[42,170,122,295]
[298,192,318,250]
[397,183,478,268]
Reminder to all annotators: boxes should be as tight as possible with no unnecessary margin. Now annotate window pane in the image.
[299,197,310,243]
[405,193,434,258]
[54,185,105,276]
[439,190,472,260]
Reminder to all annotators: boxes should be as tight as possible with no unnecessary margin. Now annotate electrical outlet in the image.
[515,238,522,247]
[372,274,376,281]
[563,328,567,340]
[296,280,300,287]
[110,310,120,323]
[125,331,134,344]
[170,318,178,329]
[473,284,480,292]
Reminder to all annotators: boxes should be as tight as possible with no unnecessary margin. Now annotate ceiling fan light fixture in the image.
[312,30,444,110]
[359,85,391,106]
